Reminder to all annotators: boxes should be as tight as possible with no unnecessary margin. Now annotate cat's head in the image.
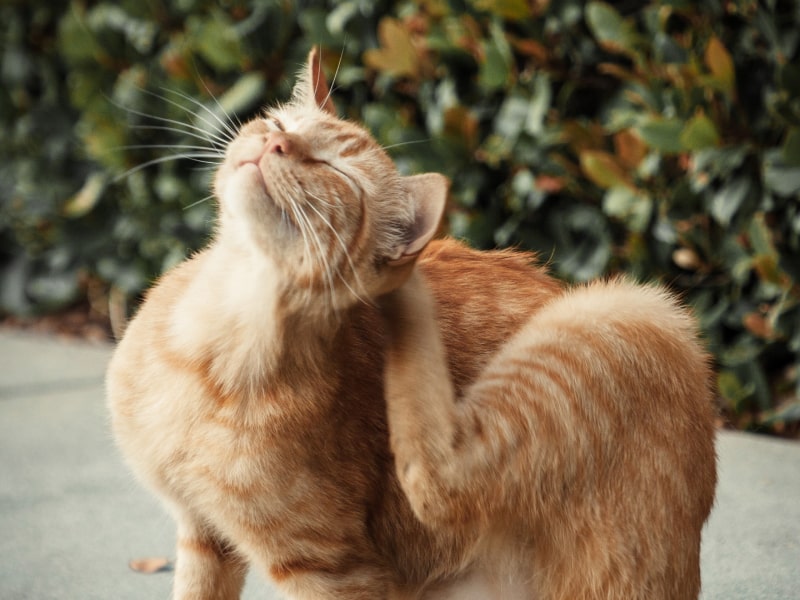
[213,48,447,311]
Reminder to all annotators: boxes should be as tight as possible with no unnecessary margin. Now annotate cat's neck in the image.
[167,237,340,397]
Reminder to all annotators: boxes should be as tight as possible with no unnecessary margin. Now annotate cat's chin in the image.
[235,162,268,195]
[221,164,282,216]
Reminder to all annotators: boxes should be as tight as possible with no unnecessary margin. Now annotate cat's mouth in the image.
[236,158,276,203]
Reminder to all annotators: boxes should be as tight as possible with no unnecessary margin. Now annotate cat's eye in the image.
[267,116,284,132]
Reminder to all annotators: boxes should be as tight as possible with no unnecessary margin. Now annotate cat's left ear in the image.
[389,173,449,266]
[293,47,337,116]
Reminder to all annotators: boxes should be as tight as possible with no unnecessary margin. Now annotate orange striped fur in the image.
[107,48,717,599]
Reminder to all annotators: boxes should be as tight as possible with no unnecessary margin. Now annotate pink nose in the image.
[265,132,292,156]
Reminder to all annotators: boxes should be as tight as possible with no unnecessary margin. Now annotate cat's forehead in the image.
[273,105,374,144]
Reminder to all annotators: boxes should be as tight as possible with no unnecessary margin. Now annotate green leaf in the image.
[217,72,266,116]
[326,1,360,35]
[717,370,755,408]
[579,150,632,190]
[748,212,776,257]
[782,128,800,166]
[603,186,653,233]
[585,2,639,56]
[720,338,761,367]
[748,213,789,289]
[187,12,243,71]
[709,177,750,227]
[691,146,748,180]
[763,149,800,197]
[57,9,100,63]
[493,94,529,141]
[524,73,551,136]
[550,205,612,281]
[478,21,512,90]
[636,118,684,154]
[680,113,720,151]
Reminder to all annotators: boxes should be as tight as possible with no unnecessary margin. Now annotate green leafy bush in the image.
[2,0,799,432]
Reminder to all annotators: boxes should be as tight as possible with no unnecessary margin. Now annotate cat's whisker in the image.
[120,143,224,155]
[319,46,345,112]
[183,194,215,211]
[279,207,291,234]
[285,199,324,307]
[159,86,240,144]
[295,201,338,310]
[144,87,236,145]
[199,87,244,141]
[114,153,222,182]
[380,139,431,152]
[131,124,227,149]
[304,192,371,306]
[284,202,310,270]
[109,93,231,150]
[287,189,338,309]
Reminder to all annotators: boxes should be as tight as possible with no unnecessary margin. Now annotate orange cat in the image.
[106,48,717,599]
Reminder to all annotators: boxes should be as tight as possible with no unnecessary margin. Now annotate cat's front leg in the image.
[171,512,248,600]
[379,271,495,529]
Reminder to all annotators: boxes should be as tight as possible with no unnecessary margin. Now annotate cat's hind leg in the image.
[380,273,714,599]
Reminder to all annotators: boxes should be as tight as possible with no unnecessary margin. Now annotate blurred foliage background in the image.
[2,0,799,435]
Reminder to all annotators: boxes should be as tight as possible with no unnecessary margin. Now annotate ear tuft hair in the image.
[291,47,336,116]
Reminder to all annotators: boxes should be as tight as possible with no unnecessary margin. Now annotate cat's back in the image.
[417,239,563,390]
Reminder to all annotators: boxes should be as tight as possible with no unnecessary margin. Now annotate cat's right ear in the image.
[389,173,449,266]
[292,47,337,116]
[374,174,448,296]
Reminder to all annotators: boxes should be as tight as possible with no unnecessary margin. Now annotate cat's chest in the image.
[169,400,387,570]
[165,395,323,509]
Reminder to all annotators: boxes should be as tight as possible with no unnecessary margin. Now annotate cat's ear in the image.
[292,47,337,116]
[389,173,449,266]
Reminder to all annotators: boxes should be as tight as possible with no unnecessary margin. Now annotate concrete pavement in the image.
[1,329,798,599]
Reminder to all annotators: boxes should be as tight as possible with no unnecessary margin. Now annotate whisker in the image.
[285,203,311,277]
[381,139,431,152]
[143,86,236,144]
[181,80,243,141]
[114,153,222,182]
[183,194,215,210]
[287,199,330,308]
[290,193,338,309]
[159,86,240,144]
[119,143,224,155]
[305,211,338,310]
[320,45,346,111]
[130,123,225,147]
[304,193,371,306]
[107,94,230,149]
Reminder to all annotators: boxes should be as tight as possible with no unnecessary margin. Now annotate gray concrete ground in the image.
[1,329,798,599]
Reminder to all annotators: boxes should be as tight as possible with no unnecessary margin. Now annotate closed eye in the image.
[267,115,285,132]
[323,161,362,197]
[323,161,350,181]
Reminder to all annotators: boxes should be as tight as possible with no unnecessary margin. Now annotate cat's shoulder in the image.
[420,238,537,265]
[419,238,559,292]
[117,249,212,347]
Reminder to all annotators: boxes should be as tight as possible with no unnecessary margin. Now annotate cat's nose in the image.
[265,132,292,156]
